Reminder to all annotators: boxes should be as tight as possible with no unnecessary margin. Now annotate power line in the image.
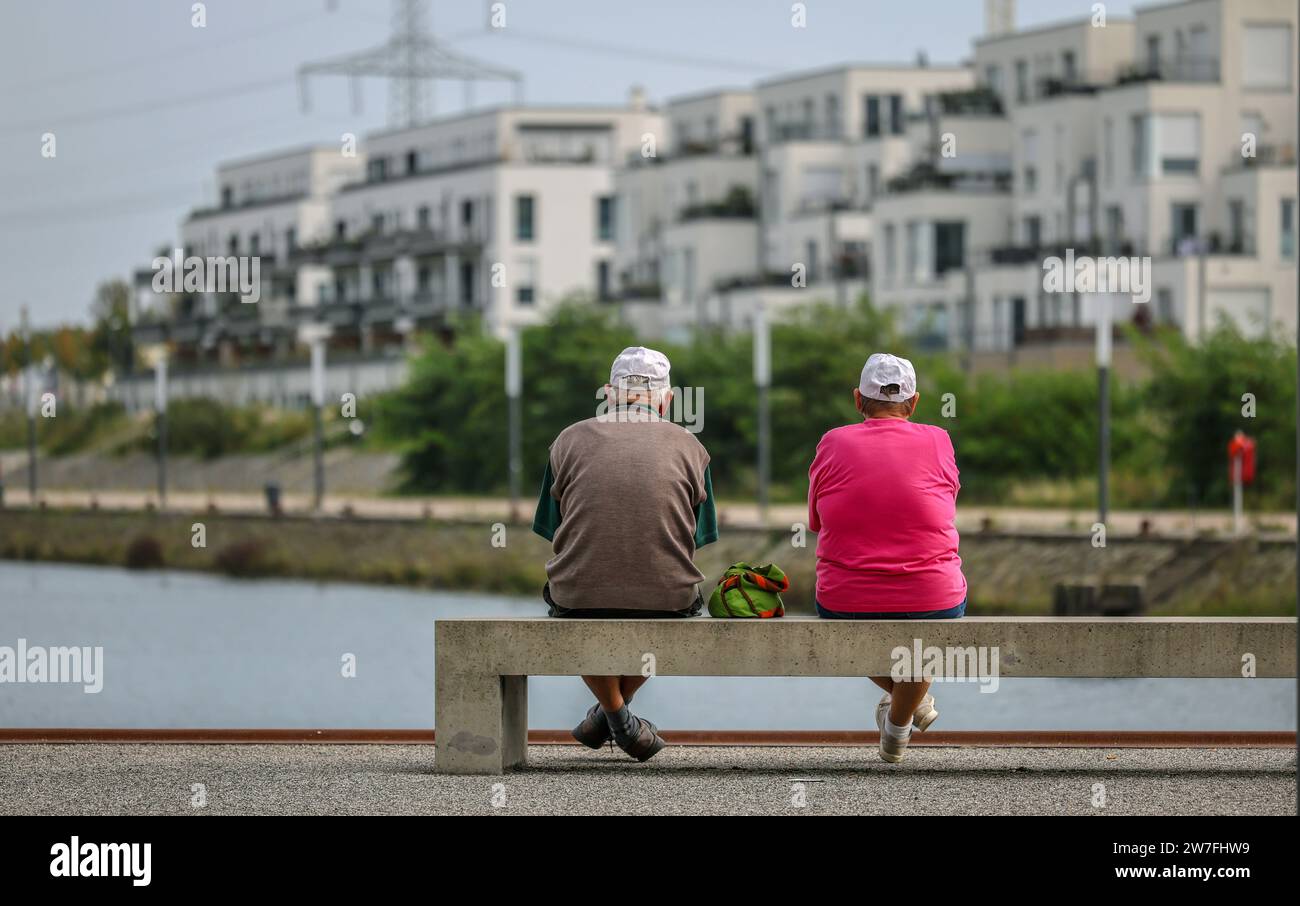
[10,9,335,93]
[2,73,295,136]
[467,25,780,75]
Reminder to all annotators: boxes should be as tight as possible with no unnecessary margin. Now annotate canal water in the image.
[1,561,1293,731]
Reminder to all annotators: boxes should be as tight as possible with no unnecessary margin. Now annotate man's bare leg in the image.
[620,675,649,704]
[581,675,624,711]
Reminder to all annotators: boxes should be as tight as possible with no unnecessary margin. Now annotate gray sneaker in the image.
[572,704,659,751]
[614,715,667,762]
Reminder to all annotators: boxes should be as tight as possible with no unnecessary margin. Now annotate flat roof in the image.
[755,62,969,88]
[216,144,338,173]
[973,15,1133,48]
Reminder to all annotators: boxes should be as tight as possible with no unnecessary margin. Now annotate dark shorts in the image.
[544,582,703,618]
[814,598,967,620]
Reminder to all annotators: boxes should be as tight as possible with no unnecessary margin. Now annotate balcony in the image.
[934,87,1004,116]
[292,227,485,267]
[885,163,1012,195]
[678,186,756,222]
[1117,56,1221,85]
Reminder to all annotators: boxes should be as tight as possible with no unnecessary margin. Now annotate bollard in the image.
[264,482,282,517]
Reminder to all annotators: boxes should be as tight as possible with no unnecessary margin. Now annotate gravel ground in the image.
[2,744,1293,815]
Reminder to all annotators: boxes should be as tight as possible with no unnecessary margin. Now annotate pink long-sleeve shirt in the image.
[807,419,967,613]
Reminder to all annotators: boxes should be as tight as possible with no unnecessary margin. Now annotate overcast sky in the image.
[0,0,1141,330]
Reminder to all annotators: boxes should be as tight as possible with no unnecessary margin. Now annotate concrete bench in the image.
[433,616,1297,774]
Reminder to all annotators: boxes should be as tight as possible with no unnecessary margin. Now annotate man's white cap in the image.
[609,346,671,391]
[859,353,916,402]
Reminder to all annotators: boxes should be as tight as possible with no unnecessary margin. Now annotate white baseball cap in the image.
[609,346,671,391]
[859,353,917,402]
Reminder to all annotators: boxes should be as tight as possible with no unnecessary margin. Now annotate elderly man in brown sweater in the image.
[532,346,718,762]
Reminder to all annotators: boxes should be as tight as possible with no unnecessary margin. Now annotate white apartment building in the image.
[133,97,662,384]
[130,0,1296,403]
[612,0,1297,356]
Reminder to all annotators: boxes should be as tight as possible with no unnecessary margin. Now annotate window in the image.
[1171,203,1199,249]
[406,150,418,174]
[596,196,615,241]
[461,199,474,229]
[1023,216,1042,248]
[1130,114,1149,178]
[1103,118,1114,185]
[227,233,239,255]
[1054,124,1065,191]
[515,194,535,241]
[596,260,611,301]
[515,258,536,305]
[1282,199,1296,260]
[864,95,881,137]
[934,222,966,275]
[806,240,820,283]
[249,233,260,256]
[1021,129,1039,193]
[220,186,233,208]
[1242,24,1293,89]
[888,94,904,135]
[905,221,923,282]
[1155,113,1200,175]
[1015,59,1029,103]
[367,157,388,182]
[334,220,346,240]
[371,212,385,234]
[1227,199,1246,252]
[284,227,296,253]
[1061,50,1077,84]
[1106,206,1124,252]
[417,205,431,230]
[883,224,897,284]
[1146,34,1161,72]
[825,94,841,139]
[985,65,1002,98]
[867,164,879,202]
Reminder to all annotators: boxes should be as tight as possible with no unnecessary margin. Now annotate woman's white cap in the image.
[859,353,916,402]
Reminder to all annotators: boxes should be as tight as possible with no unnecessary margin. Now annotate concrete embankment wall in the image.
[0,509,1294,615]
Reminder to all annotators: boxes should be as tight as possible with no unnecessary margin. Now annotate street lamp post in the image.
[1095,293,1114,527]
[753,304,771,525]
[149,347,169,509]
[299,322,333,512]
[505,326,522,522]
[19,306,36,504]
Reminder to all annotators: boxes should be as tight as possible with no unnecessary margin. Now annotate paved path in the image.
[2,744,1293,815]
[4,488,1292,536]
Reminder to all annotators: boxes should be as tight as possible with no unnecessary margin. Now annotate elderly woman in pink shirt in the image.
[807,353,967,764]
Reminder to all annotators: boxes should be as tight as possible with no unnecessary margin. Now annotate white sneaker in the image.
[875,692,939,732]
[875,693,926,764]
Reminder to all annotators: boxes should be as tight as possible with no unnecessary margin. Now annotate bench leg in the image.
[435,672,528,774]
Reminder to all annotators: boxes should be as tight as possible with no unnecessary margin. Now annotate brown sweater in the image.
[536,407,713,611]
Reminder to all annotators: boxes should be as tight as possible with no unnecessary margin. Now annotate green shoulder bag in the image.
[708,562,790,619]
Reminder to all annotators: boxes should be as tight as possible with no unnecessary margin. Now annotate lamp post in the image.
[1095,293,1113,527]
[505,325,522,522]
[754,304,771,525]
[19,306,36,504]
[143,345,169,509]
[298,322,333,512]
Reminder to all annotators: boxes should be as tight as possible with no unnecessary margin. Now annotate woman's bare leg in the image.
[887,680,931,725]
